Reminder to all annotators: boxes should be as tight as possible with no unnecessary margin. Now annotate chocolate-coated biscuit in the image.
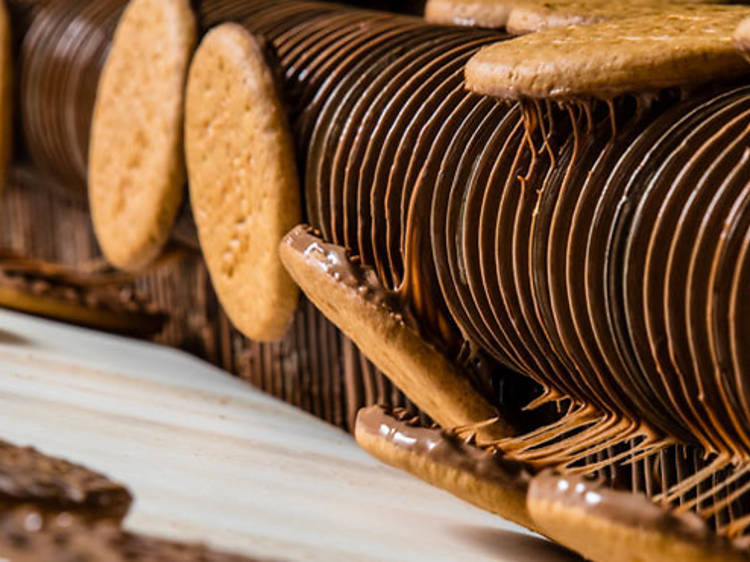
[0,505,262,561]
[0,253,167,336]
[280,225,512,442]
[355,405,536,531]
[0,440,132,523]
[527,471,750,562]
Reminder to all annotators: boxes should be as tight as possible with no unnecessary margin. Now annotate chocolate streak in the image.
[199,0,529,424]
[13,1,750,542]
[196,1,750,539]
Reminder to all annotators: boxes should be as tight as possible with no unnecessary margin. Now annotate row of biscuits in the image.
[5,0,750,560]
[2,0,429,432]
[184,2,750,560]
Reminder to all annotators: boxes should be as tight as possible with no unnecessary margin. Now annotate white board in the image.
[0,309,579,561]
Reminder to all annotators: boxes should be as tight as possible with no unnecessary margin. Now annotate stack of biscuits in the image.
[2,0,750,560]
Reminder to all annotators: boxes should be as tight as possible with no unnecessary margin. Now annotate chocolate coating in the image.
[200,1,750,460]
[357,405,530,488]
[17,0,750,547]
[0,505,263,561]
[0,441,132,522]
[19,0,126,190]
[0,251,167,337]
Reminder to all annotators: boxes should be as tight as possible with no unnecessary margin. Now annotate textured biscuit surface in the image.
[425,0,514,28]
[734,16,750,59]
[506,0,727,34]
[186,24,300,342]
[466,5,750,100]
[89,0,196,271]
[426,0,727,32]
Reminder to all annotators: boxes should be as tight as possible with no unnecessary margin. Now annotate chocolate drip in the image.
[13,0,750,543]
[200,4,750,539]
[258,4,750,460]
[200,0,519,407]
[529,470,750,558]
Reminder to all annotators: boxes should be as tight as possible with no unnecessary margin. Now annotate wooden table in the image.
[0,309,579,561]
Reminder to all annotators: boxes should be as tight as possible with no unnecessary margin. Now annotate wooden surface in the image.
[0,309,579,561]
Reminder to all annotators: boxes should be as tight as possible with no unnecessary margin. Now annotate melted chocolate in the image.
[202,1,750,464]
[284,225,403,314]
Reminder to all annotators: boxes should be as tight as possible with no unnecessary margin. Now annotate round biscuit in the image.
[185,24,301,342]
[88,0,196,271]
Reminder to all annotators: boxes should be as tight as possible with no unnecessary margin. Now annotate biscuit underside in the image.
[279,226,512,441]
[89,0,196,271]
[465,5,750,101]
[185,24,301,343]
[0,0,11,196]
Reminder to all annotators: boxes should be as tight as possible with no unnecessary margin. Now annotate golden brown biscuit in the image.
[425,0,727,32]
[425,0,514,28]
[185,24,301,343]
[527,471,750,562]
[355,405,536,531]
[465,5,750,100]
[0,0,10,196]
[280,225,512,442]
[507,0,727,34]
[733,16,750,60]
[89,0,196,271]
